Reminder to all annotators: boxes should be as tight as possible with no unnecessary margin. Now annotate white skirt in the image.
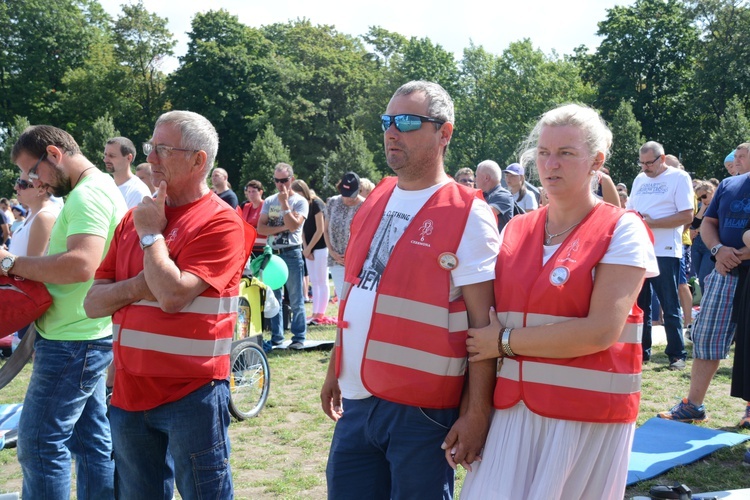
[460,402,634,500]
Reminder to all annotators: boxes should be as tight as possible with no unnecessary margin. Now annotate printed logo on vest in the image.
[165,228,179,249]
[411,219,434,247]
[550,266,570,286]
[557,238,580,264]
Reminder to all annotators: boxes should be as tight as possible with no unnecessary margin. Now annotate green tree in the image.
[315,129,379,199]
[80,114,119,168]
[396,37,460,98]
[0,0,107,129]
[587,0,700,151]
[262,19,376,180]
[167,10,275,187]
[0,116,31,198]
[608,101,645,188]
[706,96,750,179]
[111,0,175,142]
[241,124,291,189]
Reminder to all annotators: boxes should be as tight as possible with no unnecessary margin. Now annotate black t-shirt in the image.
[303,198,327,250]
[217,189,238,209]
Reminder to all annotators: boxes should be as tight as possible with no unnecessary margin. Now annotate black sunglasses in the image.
[274,177,290,184]
[381,114,445,133]
[699,194,709,200]
[638,157,661,168]
[15,178,33,190]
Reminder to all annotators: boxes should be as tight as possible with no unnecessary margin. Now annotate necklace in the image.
[544,213,581,245]
[74,166,97,187]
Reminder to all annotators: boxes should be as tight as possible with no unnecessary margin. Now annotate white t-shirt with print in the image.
[339,181,501,400]
[626,167,693,258]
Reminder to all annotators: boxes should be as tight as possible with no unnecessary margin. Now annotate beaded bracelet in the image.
[501,327,516,357]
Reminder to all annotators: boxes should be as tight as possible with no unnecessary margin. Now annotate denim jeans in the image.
[638,256,686,361]
[109,380,233,500]
[270,248,307,344]
[17,335,114,499]
[691,235,715,296]
[327,397,458,499]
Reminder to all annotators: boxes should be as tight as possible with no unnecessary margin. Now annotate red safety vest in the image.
[494,203,645,423]
[335,177,478,409]
[113,195,247,381]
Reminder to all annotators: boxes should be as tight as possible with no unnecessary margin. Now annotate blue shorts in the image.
[679,246,691,285]
[692,270,737,359]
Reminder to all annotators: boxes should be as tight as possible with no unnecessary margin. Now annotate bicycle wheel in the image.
[228,340,270,420]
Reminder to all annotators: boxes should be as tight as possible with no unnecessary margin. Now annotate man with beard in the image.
[104,136,152,209]
[0,125,127,499]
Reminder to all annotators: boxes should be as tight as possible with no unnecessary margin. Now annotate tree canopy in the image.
[1,0,749,199]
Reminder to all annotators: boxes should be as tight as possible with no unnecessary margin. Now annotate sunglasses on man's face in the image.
[15,178,33,190]
[457,178,475,185]
[274,177,290,184]
[380,114,445,133]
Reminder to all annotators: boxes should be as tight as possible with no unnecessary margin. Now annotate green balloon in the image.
[259,254,289,290]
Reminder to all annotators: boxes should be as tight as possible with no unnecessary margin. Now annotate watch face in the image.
[1,256,13,271]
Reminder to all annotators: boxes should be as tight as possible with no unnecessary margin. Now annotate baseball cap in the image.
[504,163,524,177]
[616,183,627,191]
[11,205,26,217]
[726,150,736,163]
[339,172,360,198]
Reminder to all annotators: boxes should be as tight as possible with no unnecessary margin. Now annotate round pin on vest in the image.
[438,252,459,270]
[549,266,570,286]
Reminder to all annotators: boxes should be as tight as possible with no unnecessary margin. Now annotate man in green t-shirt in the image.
[0,125,127,498]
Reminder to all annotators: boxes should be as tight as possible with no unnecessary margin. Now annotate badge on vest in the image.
[549,266,570,286]
[438,252,459,270]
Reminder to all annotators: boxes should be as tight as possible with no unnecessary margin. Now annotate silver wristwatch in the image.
[139,234,165,250]
[1,254,17,276]
[710,243,724,256]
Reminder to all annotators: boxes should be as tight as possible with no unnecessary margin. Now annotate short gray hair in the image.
[274,162,294,177]
[640,141,665,158]
[155,111,219,172]
[392,80,454,125]
[476,160,501,181]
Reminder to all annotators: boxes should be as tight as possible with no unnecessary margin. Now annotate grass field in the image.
[1,316,749,498]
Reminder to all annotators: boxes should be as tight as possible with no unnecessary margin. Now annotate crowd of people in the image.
[1,77,748,499]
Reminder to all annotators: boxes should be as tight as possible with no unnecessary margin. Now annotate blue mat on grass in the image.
[627,417,749,485]
[0,404,22,450]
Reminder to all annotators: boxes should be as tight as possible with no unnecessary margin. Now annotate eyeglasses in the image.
[143,142,199,158]
[380,114,445,133]
[457,178,475,185]
[28,153,48,180]
[273,177,290,184]
[699,194,709,200]
[638,157,661,168]
[15,178,33,190]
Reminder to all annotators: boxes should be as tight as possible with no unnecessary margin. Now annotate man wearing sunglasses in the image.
[257,162,309,349]
[1,125,127,498]
[322,81,500,499]
[85,111,250,498]
[627,141,694,371]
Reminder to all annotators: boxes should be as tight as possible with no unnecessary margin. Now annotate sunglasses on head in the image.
[15,178,33,190]
[274,177,290,184]
[380,114,445,133]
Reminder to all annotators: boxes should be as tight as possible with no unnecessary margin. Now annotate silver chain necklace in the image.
[544,214,581,245]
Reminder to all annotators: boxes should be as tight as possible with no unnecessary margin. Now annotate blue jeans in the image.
[638,256,686,361]
[327,397,458,499]
[691,235,715,296]
[109,380,233,500]
[270,248,307,344]
[17,335,114,499]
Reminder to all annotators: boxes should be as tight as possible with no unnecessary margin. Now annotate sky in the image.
[98,0,633,74]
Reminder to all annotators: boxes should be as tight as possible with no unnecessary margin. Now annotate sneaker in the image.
[657,397,707,423]
[738,405,750,429]
[306,318,319,326]
[271,339,284,347]
[669,358,686,371]
[288,341,305,350]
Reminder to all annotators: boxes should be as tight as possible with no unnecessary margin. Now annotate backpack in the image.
[0,276,52,338]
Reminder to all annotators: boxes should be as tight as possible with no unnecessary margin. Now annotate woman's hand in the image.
[466,307,503,362]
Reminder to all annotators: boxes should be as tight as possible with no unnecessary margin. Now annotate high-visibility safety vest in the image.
[112,195,247,381]
[494,203,645,423]
[336,177,478,409]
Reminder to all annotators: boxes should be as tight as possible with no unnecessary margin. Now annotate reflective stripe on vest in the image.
[498,358,641,394]
[113,324,233,357]
[133,295,239,315]
[376,294,468,333]
[367,340,465,377]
